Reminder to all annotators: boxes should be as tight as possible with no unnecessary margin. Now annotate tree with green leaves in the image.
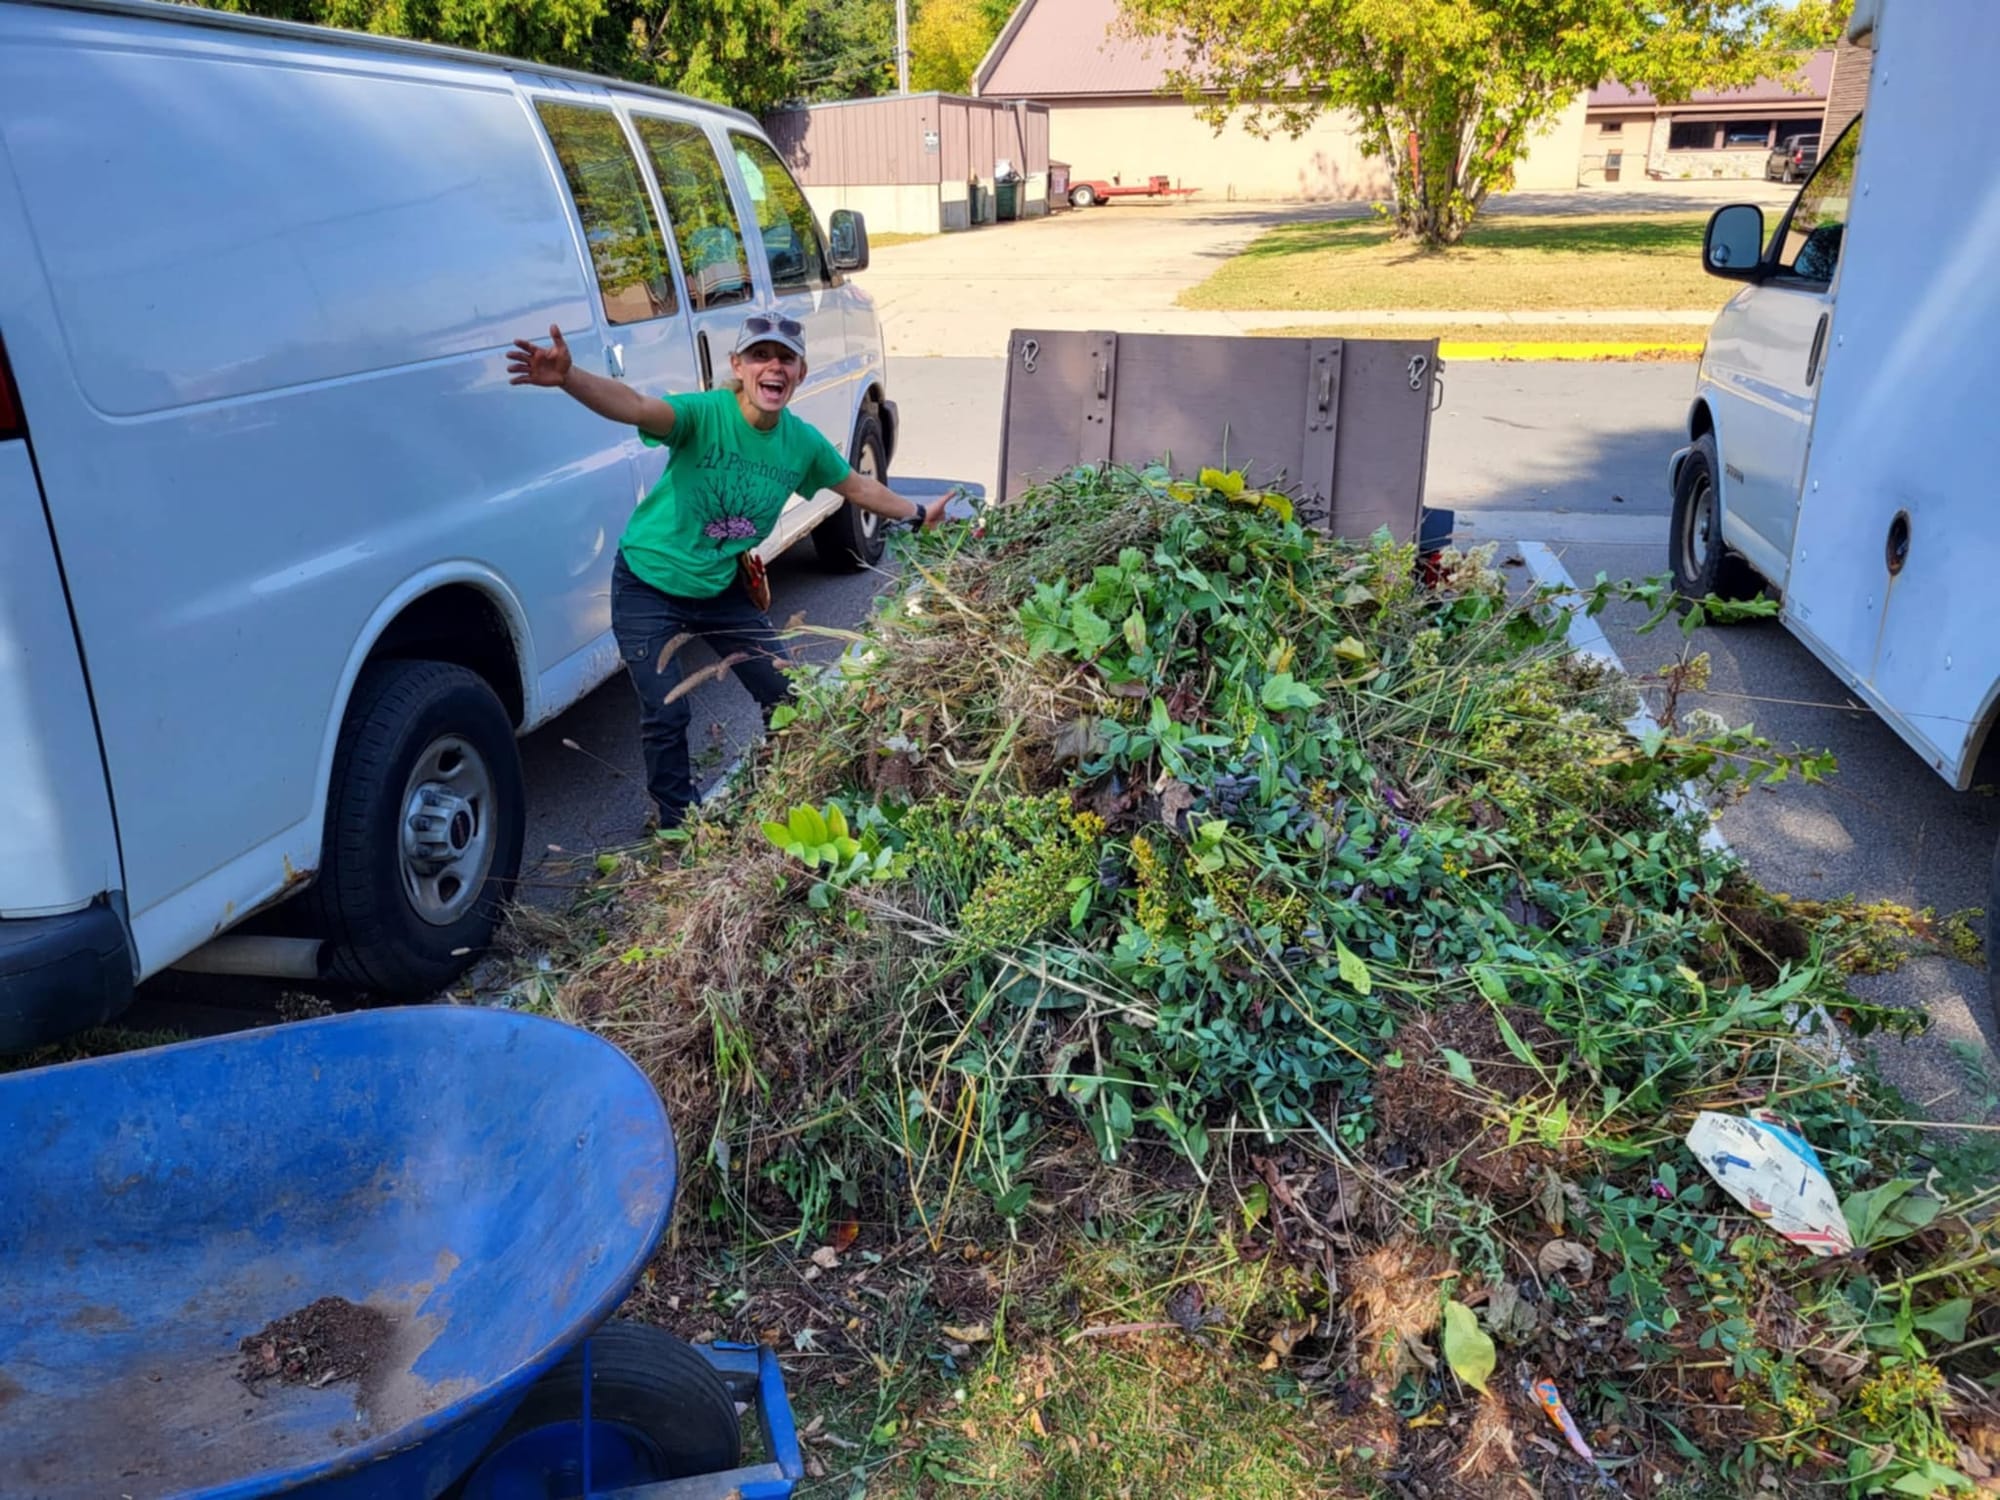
[910,0,1011,94]
[1116,0,1849,247]
[782,0,899,103]
[203,0,800,111]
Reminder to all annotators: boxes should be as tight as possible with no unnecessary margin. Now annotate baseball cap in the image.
[732,310,807,360]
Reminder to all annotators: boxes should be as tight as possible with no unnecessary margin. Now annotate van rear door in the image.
[0,329,133,1043]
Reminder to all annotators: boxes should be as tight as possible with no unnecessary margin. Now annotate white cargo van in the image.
[1667,0,1998,1011]
[0,0,901,1045]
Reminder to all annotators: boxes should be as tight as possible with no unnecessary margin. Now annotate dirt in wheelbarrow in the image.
[238,1296,391,1391]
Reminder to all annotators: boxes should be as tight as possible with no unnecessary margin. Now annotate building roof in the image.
[977,2,1834,116]
[1587,50,1834,109]
[975,0,1182,99]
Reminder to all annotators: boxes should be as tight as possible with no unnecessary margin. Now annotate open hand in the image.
[918,487,968,529]
[507,325,572,387]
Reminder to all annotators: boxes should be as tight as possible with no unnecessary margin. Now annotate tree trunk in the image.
[1384,119,1474,248]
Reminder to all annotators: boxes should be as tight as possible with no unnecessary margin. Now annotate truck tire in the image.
[1670,433,1763,607]
[310,660,525,997]
[814,409,888,571]
[1070,184,1098,208]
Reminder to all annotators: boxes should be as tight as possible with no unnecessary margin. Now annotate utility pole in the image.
[896,0,910,93]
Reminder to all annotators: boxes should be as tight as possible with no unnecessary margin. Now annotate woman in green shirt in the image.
[509,311,949,829]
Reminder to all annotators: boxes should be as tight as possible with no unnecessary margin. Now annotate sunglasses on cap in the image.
[742,314,803,340]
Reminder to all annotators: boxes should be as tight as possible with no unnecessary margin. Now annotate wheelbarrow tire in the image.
[454,1321,741,1494]
[311,660,526,998]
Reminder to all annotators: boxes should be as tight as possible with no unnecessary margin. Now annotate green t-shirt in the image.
[620,388,852,599]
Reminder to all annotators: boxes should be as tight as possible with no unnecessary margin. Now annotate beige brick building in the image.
[1581,52,1835,184]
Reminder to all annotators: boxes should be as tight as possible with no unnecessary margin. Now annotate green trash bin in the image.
[996,180,1019,221]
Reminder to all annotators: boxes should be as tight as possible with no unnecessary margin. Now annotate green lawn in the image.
[1182,211,1731,313]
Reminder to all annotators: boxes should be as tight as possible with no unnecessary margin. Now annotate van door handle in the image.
[1805,313,1829,386]
[697,331,714,390]
[606,342,625,379]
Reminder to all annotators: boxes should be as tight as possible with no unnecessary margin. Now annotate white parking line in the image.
[1516,538,1851,1063]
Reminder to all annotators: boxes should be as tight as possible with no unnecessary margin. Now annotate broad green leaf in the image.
[1334,938,1372,995]
[762,820,795,850]
[1334,636,1368,662]
[1259,492,1295,522]
[1913,1297,1971,1343]
[1890,1466,1973,1495]
[1260,673,1323,712]
[826,803,849,841]
[1843,1178,1933,1247]
[1490,1006,1537,1067]
[1440,1047,1476,1084]
[1441,1301,1495,1395]
[1123,609,1148,654]
[1070,600,1113,656]
[1240,1180,1270,1229]
[790,804,829,847]
[1537,1096,1571,1148]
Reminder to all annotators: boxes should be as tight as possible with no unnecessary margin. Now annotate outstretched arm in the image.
[507,325,677,439]
[832,470,956,529]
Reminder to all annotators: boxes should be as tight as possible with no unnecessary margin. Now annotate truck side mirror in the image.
[1704,204,1766,280]
[829,209,870,273]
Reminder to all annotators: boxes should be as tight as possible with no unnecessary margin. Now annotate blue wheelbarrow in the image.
[0,1007,803,1499]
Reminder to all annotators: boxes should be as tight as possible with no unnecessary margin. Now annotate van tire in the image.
[814,410,888,571]
[311,660,525,997]
[1670,434,1762,607]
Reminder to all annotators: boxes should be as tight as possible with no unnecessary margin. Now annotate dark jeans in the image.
[611,552,792,827]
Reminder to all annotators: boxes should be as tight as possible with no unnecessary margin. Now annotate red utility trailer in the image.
[1065,174,1198,208]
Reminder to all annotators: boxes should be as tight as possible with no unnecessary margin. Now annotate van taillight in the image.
[0,339,23,441]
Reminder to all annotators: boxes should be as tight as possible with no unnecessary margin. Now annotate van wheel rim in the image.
[399,735,496,926]
[858,437,881,539]
[1682,473,1715,577]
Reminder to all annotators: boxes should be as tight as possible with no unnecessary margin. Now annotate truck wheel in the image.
[1670,434,1763,607]
[452,1322,741,1497]
[814,409,888,571]
[311,660,524,997]
[1070,184,1098,208]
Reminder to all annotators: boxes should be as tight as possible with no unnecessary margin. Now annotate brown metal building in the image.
[763,94,1052,237]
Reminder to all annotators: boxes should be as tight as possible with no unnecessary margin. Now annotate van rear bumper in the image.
[0,901,135,1052]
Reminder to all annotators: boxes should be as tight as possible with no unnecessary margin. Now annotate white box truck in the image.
[0,0,901,1046]
[1667,0,1999,1016]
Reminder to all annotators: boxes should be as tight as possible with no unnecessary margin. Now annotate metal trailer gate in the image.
[995,331,1440,541]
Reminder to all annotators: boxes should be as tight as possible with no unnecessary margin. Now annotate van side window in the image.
[632,118,753,311]
[727,133,830,295]
[536,102,677,325]
[1779,118,1862,285]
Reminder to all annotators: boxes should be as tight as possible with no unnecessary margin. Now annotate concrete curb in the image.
[1438,340,1701,362]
